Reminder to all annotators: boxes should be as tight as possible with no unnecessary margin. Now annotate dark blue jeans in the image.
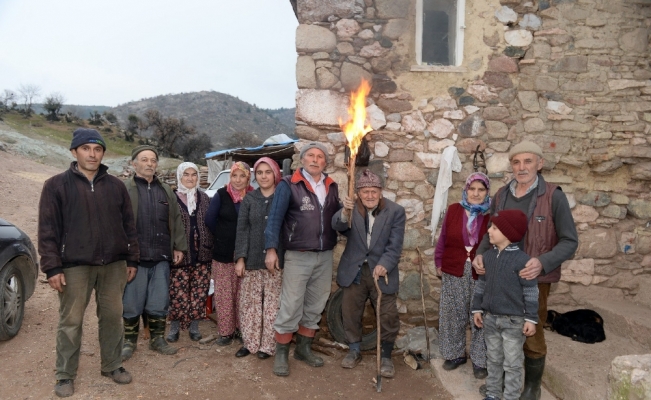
[484,313,527,400]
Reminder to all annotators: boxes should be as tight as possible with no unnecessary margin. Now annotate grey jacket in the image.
[472,244,539,323]
[332,198,406,294]
[234,188,283,270]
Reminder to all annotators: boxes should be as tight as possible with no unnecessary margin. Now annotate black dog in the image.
[545,309,606,344]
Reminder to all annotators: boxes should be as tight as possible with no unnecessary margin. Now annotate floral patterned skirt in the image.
[238,269,282,354]
[168,263,211,330]
[211,260,241,336]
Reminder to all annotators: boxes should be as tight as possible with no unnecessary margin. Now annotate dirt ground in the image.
[0,150,453,400]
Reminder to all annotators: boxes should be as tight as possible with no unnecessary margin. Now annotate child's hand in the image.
[473,313,483,328]
[523,321,536,336]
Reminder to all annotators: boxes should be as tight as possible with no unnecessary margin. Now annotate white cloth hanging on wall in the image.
[429,145,462,244]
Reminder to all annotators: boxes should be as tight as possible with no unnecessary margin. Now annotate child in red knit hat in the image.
[472,209,539,400]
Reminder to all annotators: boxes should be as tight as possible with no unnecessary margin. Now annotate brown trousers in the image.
[342,266,400,344]
[524,283,551,359]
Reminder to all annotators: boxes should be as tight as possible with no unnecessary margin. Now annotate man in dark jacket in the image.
[38,128,139,398]
[473,141,578,400]
[264,142,341,376]
[121,145,187,360]
[332,169,406,377]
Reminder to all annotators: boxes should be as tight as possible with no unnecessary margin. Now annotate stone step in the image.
[543,323,648,400]
[430,358,557,400]
[582,298,651,351]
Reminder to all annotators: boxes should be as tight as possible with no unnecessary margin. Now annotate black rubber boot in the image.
[519,356,545,400]
[273,342,290,376]
[147,315,178,355]
[121,316,140,361]
[293,334,323,367]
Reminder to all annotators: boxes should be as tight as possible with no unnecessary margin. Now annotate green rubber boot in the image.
[293,334,323,367]
[273,342,290,377]
[147,315,178,355]
[520,356,545,400]
[121,316,140,361]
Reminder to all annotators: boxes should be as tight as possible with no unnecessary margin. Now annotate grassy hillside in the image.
[1,111,136,158]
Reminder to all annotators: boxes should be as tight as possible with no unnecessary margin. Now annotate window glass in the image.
[422,0,458,66]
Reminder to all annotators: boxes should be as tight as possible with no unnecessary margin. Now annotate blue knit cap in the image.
[69,128,106,150]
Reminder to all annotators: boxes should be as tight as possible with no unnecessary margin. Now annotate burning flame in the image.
[339,79,373,158]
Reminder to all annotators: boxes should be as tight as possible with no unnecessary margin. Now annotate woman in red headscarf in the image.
[232,157,283,358]
[205,161,253,346]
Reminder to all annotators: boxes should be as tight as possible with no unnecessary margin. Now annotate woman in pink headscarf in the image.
[205,161,253,346]
[232,157,283,359]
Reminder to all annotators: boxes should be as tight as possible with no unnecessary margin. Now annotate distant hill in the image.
[109,91,296,149]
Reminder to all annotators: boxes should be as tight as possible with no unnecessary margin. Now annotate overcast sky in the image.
[0,0,298,109]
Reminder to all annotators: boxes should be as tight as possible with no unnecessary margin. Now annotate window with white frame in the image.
[415,0,466,68]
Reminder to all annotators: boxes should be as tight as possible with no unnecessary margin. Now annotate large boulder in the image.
[608,354,651,400]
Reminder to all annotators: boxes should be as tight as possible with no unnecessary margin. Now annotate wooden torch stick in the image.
[346,153,356,228]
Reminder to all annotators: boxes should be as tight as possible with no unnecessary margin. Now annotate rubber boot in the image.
[293,334,323,367]
[147,315,178,355]
[519,356,545,400]
[121,316,140,361]
[273,343,290,377]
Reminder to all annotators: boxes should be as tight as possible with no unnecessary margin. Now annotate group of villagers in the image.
[167,158,282,359]
[169,157,497,366]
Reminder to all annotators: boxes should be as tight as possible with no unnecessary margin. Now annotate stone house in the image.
[290,0,650,314]
[289,0,651,397]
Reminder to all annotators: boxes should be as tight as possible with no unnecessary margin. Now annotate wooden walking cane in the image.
[373,276,383,392]
[416,247,430,362]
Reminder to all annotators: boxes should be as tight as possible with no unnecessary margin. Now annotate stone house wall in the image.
[292,0,651,323]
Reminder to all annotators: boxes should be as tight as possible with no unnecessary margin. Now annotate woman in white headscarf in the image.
[167,162,214,342]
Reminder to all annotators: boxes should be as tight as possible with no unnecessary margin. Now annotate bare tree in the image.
[88,110,102,125]
[179,133,212,164]
[17,84,41,116]
[103,111,118,125]
[43,92,65,121]
[1,89,16,111]
[142,109,198,157]
[123,114,141,142]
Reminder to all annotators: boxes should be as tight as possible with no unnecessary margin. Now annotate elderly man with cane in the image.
[332,169,406,378]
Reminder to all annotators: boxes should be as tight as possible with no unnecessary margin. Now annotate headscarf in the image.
[253,157,281,186]
[460,172,491,245]
[176,162,199,215]
[226,161,253,203]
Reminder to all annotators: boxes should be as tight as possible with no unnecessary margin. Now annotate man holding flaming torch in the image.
[264,142,342,377]
[332,169,406,378]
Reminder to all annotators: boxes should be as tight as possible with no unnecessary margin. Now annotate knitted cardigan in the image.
[234,188,283,270]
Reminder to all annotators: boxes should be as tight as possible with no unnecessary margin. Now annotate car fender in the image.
[0,229,39,300]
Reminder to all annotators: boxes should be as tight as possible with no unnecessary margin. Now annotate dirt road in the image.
[0,149,451,400]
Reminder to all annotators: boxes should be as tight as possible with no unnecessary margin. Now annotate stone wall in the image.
[292,0,651,323]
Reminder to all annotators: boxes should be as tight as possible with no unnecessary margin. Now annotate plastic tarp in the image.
[204,134,297,160]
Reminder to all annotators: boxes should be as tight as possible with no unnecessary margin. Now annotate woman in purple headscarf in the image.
[435,172,491,379]
[205,161,254,346]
